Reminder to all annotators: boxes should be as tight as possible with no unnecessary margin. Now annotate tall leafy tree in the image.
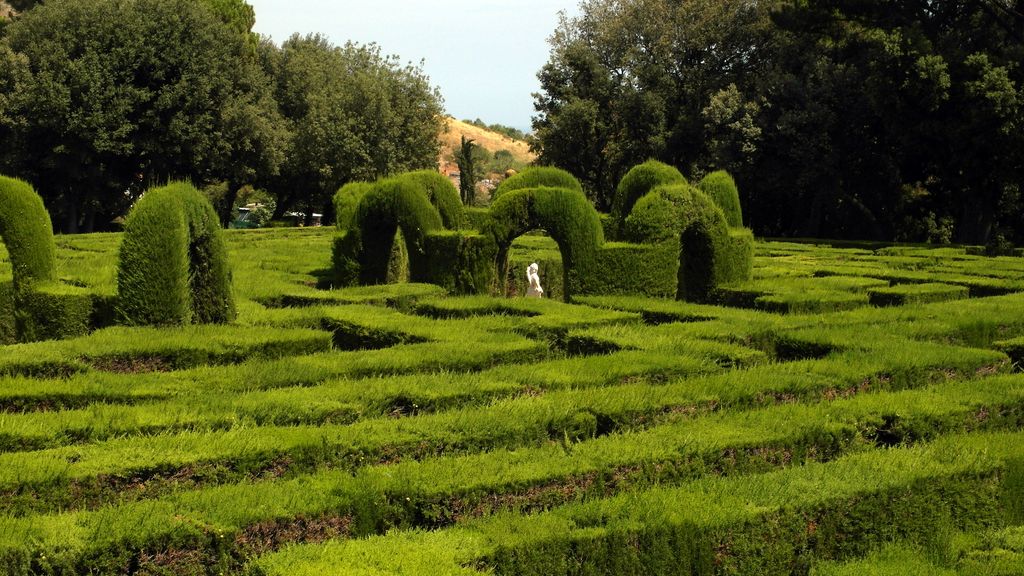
[263,34,444,222]
[532,0,775,210]
[0,0,286,232]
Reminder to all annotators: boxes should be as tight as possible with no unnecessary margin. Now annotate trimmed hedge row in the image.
[246,432,1024,576]
[485,186,604,301]
[117,182,235,326]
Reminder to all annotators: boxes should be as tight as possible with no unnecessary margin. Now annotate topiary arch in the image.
[334,177,446,286]
[0,175,57,289]
[117,182,235,326]
[485,186,604,301]
[490,166,584,203]
[398,170,466,230]
[624,183,751,302]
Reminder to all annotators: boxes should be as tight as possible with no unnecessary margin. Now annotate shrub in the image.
[398,170,466,230]
[334,177,445,286]
[624,184,752,301]
[486,186,603,301]
[491,167,583,203]
[0,175,56,289]
[333,181,373,230]
[611,160,687,238]
[422,231,498,294]
[697,170,743,227]
[117,182,235,326]
[579,241,679,298]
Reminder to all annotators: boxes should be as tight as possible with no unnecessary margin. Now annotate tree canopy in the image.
[533,0,1024,245]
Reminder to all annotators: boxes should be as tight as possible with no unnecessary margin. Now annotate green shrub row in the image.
[868,282,970,307]
[245,430,1024,576]
[0,324,331,378]
[2,382,1022,573]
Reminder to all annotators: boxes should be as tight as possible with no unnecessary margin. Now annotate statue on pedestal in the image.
[526,262,543,298]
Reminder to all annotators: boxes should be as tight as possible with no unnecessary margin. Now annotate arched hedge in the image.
[334,177,445,286]
[611,160,687,238]
[698,170,743,228]
[117,182,235,326]
[491,167,583,203]
[486,186,603,301]
[625,183,752,302]
[0,175,57,289]
[333,181,373,230]
[398,170,466,230]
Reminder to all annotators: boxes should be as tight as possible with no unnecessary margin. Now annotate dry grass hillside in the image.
[439,117,536,176]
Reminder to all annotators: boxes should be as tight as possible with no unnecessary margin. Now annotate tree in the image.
[455,136,480,205]
[263,34,444,223]
[532,0,775,210]
[0,0,286,232]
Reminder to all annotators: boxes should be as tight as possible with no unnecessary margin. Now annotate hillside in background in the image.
[439,117,535,177]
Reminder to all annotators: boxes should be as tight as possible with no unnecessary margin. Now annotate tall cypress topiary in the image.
[117,182,235,326]
[698,170,743,228]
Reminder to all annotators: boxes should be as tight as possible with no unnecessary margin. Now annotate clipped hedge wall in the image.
[611,160,687,239]
[333,177,445,286]
[422,230,497,294]
[578,240,679,298]
[465,206,492,231]
[625,183,752,302]
[698,170,743,227]
[399,170,466,230]
[117,182,235,326]
[0,175,57,289]
[486,186,603,301]
[333,181,373,230]
[491,167,583,203]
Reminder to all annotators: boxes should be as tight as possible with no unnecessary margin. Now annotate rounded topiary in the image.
[698,170,743,227]
[398,170,466,230]
[117,182,235,326]
[612,160,687,237]
[624,183,745,302]
[334,181,373,230]
[0,175,57,289]
[345,177,445,285]
[491,166,583,203]
[486,186,603,301]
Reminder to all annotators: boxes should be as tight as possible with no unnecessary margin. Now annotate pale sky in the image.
[247,0,581,132]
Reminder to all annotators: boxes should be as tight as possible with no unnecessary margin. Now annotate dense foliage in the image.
[533,0,1024,244]
[0,1,444,232]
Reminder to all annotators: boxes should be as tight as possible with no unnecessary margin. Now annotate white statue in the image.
[526,262,543,298]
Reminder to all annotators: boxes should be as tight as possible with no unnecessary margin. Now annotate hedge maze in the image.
[0,216,1023,574]
[1,166,1023,574]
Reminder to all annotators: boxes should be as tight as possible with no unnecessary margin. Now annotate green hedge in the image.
[491,167,583,203]
[399,170,466,230]
[624,184,752,301]
[117,182,235,326]
[465,206,492,231]
[334,177,445,286]
[611,160,687,239]
[698,170,743,227]
[486,186,604,301]
[0,175,57,289]
[578,240,679,298]
[333,181,373,230]
[422,230,497,294]
[868,282,969,307]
